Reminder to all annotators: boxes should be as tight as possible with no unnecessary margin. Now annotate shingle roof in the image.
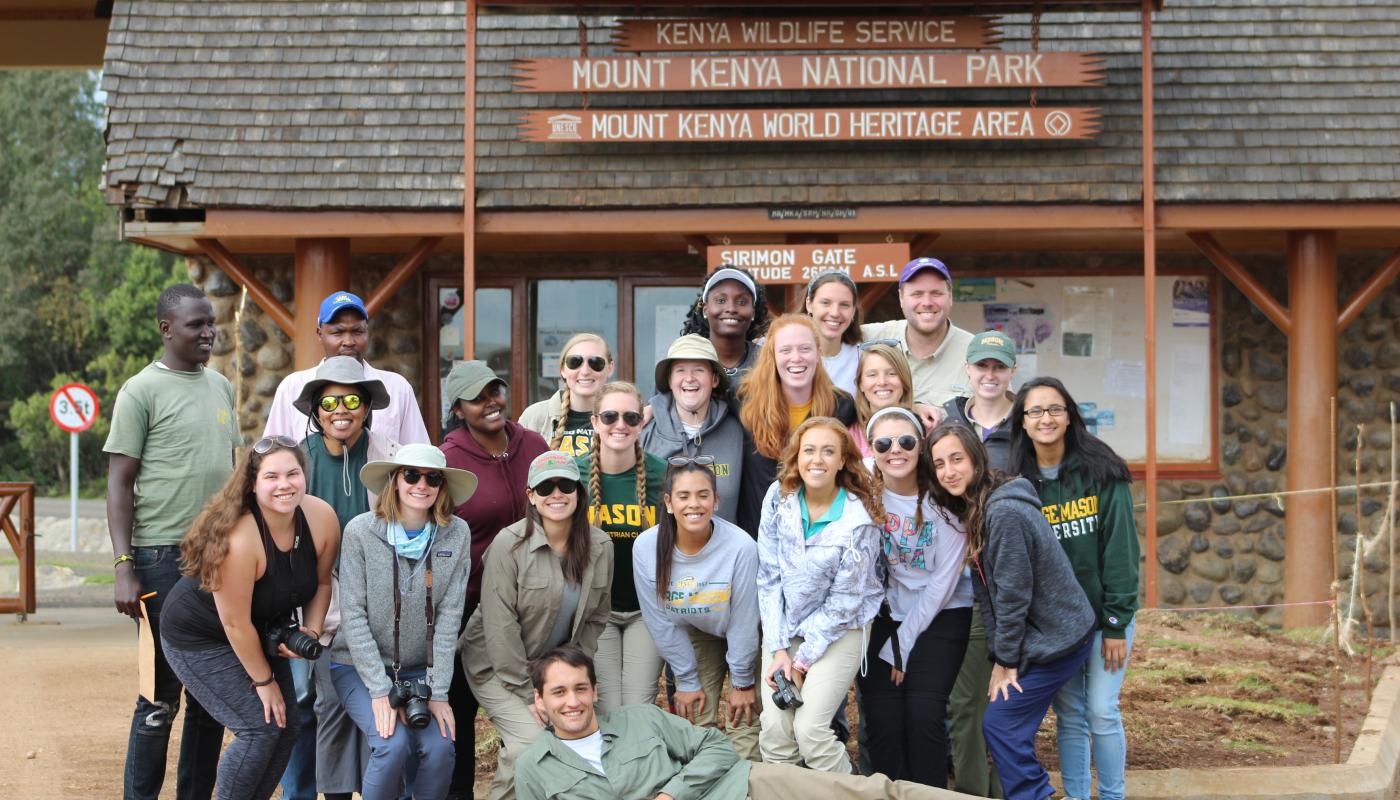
[102,0,1400,210]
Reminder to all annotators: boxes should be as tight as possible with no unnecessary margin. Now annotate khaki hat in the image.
[292,356,390,417]
[527,450,581,489]
[442,360,505,424]
[359,443,478,506]
[966,330,1018,367]
[654,335,729,397]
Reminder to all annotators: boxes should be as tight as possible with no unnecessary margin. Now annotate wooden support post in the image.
[1187,232,1292,335]
[365,237,442,318]
[293,238,351,371]
[1285,230,1338,627]
[462,0,478,360]
[1337,246,1400,333]
[194,238,294,337]
[1140,0,1160,609]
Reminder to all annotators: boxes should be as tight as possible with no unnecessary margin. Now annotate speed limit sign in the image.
[49,382,100,433]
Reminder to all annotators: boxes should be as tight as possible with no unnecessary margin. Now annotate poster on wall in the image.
[1061,285,1114,358]
[981,303,1053,354]
[1172,277,1211,327]
[954,277,997,302]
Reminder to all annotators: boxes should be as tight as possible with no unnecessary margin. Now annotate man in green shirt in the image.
[516,647,961,800]
[104,283,241,800]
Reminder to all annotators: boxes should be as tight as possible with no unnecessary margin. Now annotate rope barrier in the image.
[1141,599,1336,614]
[1133,479,1397,511]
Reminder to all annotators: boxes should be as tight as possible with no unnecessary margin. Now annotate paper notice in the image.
[1105,359,1147,399]
[1061,285,1114,359]
[1172,278,1211,327]
[1167,347,1209,446]
[982,303,1054,354]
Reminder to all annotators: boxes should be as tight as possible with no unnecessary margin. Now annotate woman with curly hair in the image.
[849,343,916,458]
[679,265,771,382]
[158,437,340,800]
[803,271,863,395]
[756,417,884,774]
[735,314,856,535]
[518,333,615,458]
[575,381,667,712]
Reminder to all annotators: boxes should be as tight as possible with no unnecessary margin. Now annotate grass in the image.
[1235,675,1279,694]
[84,573,114,585]
[1172,695,1321,721]
[1224,739,1288,755]
[1145,637,1213,653]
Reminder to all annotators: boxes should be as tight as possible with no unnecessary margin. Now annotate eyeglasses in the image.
[318,393,363,413]
[857,338,902,352]
[564,355,608,373]
[532,478,579,496]
[400,469,445,488]
[668,455,715,467]
[596,410,644,428]
[872,434,919,454]
[253,435,298,454]
[1023,405,1069,419]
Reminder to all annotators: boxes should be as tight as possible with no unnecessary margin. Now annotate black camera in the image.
[388,679,432,729]
[772,671,804,710]
[262,617,323,661]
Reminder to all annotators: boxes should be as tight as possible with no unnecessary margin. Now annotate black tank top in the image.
[161,504,320,650]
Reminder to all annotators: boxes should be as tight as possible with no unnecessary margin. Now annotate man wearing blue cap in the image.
[861,257,974,414]
[264,291,430,446]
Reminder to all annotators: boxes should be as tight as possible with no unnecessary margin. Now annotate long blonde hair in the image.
[854,344,915,431]
[181,441,307,591]
[550,333,614,450]
[776,416,884,523]
[371,467,456,527]
[737,314,839,460]
[587,382,648,519]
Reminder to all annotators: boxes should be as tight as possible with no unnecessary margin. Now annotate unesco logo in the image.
[1045,111,1073,137]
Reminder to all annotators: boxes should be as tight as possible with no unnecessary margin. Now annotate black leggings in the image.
[856,606,972,788]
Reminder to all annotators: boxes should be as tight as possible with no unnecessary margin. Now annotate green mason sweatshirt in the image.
[1033,455,1141,639]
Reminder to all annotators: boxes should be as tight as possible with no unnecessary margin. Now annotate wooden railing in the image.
[0,483,36,618]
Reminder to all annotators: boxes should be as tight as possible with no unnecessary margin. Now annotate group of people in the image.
[106,256,1140,800]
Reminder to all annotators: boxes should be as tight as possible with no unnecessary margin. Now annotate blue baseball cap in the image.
[318,291,367,325]
[898,257,952,287]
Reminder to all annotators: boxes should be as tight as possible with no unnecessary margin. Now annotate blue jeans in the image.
[278,658,319,800]
[1053,621,1135,800]
[332,665,454,800]
[124,545,224,800]
[982,638,1092,800]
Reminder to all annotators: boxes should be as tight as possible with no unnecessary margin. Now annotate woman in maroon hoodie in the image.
[439,359,548,799]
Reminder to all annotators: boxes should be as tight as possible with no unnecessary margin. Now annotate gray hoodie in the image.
[641,394,745,524]
[329,512,471,700]
[971,478,1096,672]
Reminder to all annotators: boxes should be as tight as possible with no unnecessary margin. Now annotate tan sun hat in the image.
[654,334,729,398]
[359,443,478,506]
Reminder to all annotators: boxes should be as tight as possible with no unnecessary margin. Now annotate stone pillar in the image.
[1284,230,1338,627]
[293,238,351,371]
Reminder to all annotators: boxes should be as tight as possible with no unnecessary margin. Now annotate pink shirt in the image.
[262,359,430,445]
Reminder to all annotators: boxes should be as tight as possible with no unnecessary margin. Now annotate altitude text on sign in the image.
[612,16,1003,52]
[707,243,912,284]
[522,107,1099,143]
[515,53,1104,93]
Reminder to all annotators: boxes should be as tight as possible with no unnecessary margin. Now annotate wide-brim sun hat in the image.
[654,334,730,398]
[360,443,478,506]
[292,356,391,417]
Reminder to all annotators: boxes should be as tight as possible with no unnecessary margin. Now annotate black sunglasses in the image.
[565,355,608,373]
[872,434,920,454]
[668,455,715,467]
[400,469,445,488]
[318,393,363,413]
[253,435,298,454]
[532,478,579,496]
[596,409,644,427]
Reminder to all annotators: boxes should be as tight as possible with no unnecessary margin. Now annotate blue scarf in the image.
[386,520,436,561]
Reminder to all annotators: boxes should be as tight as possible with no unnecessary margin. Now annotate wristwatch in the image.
[113,554,135,568]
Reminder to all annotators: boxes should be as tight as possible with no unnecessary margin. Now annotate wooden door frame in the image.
[422,273,528,441]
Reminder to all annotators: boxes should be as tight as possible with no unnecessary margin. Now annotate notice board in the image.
[948,274,1214,464]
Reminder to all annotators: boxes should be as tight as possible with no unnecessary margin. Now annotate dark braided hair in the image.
[679,265,771,341]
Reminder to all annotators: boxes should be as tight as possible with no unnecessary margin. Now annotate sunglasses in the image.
[253,435,298,454]
[858,338,902,351]
[532,478,579,496]
[668,455,715,467]
[318,393,363,413]
[400,469,445,488]
[596,409,644,427]
[1023,405,1069,419]
[564,355,608,373]
[872,434,920,454]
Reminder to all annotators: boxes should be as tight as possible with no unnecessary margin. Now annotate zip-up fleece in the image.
[940,396,1013,472]
[971,478,1095,672]
[756,482,883,670]
[641,394,745,524]
[440,420,549,613]
[329,512,471,700]
[1033,454,1140,639]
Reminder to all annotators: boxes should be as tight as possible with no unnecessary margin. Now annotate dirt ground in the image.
[6,606,1390,798]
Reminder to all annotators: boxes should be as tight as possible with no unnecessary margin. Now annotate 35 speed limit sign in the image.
[49,383,100,433]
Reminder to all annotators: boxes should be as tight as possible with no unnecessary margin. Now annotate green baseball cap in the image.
[966,330,1018,367]
[442,360,505,423]
[527,450,581,489]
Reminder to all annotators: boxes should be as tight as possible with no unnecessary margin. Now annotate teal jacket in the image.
[1033,455,1140,639]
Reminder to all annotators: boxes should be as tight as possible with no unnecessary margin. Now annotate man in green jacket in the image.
[515,647,962,800]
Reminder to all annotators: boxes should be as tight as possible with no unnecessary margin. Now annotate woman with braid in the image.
[519,333,615,458]
[575,382,666,712]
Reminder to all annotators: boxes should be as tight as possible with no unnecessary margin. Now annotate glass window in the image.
[438,286,512,423]
[632,285,700,399]
[530,280,617,404]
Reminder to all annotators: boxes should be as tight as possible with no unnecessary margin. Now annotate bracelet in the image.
[251,673,275,688]
[730,684,755,692]
[113,554,135,568]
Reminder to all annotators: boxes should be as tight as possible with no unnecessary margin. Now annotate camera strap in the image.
[390,546,435,681]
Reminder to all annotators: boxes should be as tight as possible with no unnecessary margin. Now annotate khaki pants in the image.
[595,609,663,713]
[748,762,966,799]
[467,669,545,800]
[759,627,867,773]
[687,627,761,761]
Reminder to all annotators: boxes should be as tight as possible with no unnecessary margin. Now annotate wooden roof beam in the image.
[1337,245,1400,334]
[1186,231,1291,335]
[364,237,443,318]
[194,237,295,337]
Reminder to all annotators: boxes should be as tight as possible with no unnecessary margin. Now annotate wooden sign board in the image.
[613,16,1002,52]
[521,107,1100,143]
[708,243,911,285]
[516,53,1104,93]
